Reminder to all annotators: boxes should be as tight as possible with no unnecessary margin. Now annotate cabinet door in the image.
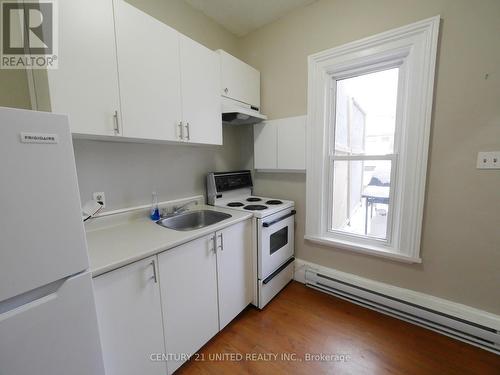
[254,116,307,171]
[218,50,260,108]
[41,0,121,136]
[93,257,167,375]
[216,220,253,329]
[158,235,219,374]
[114,0,182,141]
[180,36,222,145]
[277,115,307,170]
[254,121,277,169]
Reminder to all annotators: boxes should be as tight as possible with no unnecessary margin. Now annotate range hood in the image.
[222,97,267,125]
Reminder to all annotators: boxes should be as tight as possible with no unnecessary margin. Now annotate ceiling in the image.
[183,0,316,37]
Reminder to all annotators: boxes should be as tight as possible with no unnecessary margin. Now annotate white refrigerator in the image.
[0,107,105,375]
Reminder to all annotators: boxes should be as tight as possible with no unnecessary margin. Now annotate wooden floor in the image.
[177,282,499,375]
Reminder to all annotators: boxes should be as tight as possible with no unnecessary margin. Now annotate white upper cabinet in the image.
[180,35,222,145]
[34,0,223,145]
[39,0,121,136]
[254,121,277,169]
[254,115,307,171]
[217,50,260,108]
[277,116,307,170]
[113,0,182,141]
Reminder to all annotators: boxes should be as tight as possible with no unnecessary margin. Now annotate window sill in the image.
[304,235,422,264]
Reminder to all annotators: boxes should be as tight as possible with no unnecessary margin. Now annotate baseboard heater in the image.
[305,269,500,354]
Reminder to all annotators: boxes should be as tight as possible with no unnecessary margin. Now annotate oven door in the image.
[258,208,296,279]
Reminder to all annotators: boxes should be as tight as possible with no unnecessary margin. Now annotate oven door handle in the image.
[262,210,296,227]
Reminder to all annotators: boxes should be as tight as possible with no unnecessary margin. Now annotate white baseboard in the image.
[293,258,500,353]
[293,259,309,284]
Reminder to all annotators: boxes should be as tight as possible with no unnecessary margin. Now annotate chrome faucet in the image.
[171,200,199,215]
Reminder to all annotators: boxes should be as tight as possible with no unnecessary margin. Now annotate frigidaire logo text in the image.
[1,0,58,69]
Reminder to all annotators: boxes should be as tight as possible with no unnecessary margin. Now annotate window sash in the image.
[327,65,401,247]
[327,154,398,246]
[331,154,397,161]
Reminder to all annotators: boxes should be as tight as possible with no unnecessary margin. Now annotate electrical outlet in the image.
[92,192,106,208]
[477,151,500,170]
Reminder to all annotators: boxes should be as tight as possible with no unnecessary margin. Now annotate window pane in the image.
[331,160,392,240]
[334,68,399,155]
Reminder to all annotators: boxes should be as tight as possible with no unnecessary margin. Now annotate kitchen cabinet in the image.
[158,234,220,374]
[33,0,121,136]
[113,0,182,141]
[92,218,252,375]
[115,0,222,143]
[157,219,252,373]
[217,49,261,109]
[216,220,253,328]
[254,115,306,171]
[31,0,223,145]
[179,35,222,145]
[93,256,167,375]
[254,120,278,169]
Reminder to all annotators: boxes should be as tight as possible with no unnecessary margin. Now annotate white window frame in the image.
[305,16,440,263]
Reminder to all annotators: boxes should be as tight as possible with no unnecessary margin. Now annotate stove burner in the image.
[266,200,283,205]
[246,197,262,202]
[244,204,267,211]
[227,202,244,207]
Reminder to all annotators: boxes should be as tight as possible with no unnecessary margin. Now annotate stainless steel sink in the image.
[156,210,232,231]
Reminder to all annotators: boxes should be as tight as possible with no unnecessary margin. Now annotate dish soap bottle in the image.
[150,191,160,221]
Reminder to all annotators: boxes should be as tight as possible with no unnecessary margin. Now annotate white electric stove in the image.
[207,170,295,309]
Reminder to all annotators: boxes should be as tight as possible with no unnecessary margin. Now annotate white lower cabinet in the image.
[158,220,252,373]
[216,220,253,329]
[158,234,220,373]
[93,256,167,375]
[93,219,252,375]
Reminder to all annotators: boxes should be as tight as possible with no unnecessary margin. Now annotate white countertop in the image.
[86,204,252,277]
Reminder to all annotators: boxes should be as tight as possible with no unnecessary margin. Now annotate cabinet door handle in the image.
[178,121,184,140]
[217,233,224,251]
[210,236,216,253]
[150,260,158,283]
[113,110,120,135]
[184,122,190,141]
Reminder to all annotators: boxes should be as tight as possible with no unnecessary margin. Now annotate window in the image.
[331,69,398,241]
[305,16,440,262]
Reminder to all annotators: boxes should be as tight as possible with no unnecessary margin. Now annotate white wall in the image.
[238,0,500,314]
[74,126,253,210]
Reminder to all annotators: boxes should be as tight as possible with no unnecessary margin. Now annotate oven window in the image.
[270,227,288,255]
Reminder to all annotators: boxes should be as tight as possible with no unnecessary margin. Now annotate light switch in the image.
[476,151,500,169]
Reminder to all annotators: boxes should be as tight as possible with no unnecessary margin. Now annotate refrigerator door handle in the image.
[0,278,64,317]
